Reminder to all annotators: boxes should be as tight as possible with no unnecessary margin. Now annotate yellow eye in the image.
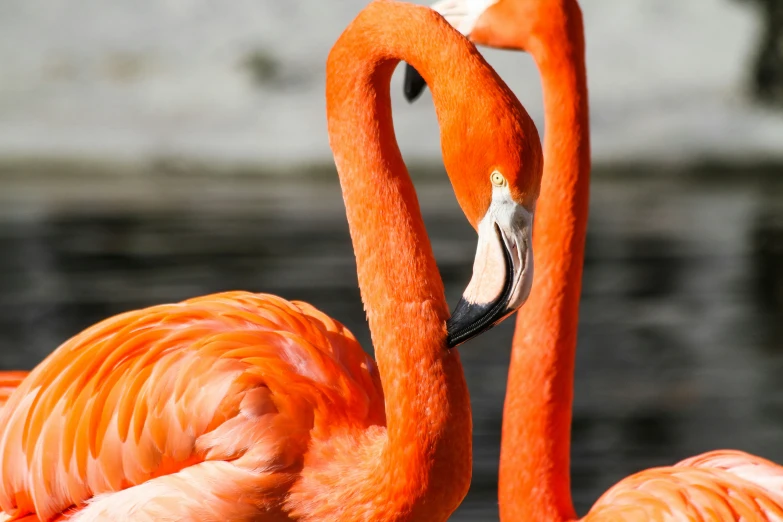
[490,171,507,187]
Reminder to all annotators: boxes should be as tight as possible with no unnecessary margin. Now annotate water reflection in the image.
[0,169,782,519]
[753,205,783,316]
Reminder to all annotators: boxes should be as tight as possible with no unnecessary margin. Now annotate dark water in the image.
[1,167,783,520]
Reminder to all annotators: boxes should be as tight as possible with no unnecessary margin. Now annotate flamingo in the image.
[405,0,783,520]
[0,1,544,520]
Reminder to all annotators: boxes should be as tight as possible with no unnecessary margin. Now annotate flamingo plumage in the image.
[405,0,783,520]
[0,1,545,520]
[0,372,27,409]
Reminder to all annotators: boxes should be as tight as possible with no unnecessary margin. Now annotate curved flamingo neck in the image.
[314,2,498,518]
[499,5,590,522]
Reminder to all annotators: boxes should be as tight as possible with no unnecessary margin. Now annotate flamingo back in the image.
[584,450,783,521]
[0,292,385,521]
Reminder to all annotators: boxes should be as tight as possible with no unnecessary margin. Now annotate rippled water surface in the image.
[1,166,783,520]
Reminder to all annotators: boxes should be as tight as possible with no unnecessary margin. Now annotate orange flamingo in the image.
[0,1,544,520]
[405,0,783,520]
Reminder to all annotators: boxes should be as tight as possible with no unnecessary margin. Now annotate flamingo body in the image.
[0,292,384,521]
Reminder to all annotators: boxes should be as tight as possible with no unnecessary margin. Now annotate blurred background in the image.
[2,0,783,519]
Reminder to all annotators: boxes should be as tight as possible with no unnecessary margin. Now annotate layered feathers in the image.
[585,451,783,521]
[0,292,384,521]
[0,373,27,409]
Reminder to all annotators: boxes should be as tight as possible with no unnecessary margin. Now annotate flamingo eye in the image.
[490,171,507,187]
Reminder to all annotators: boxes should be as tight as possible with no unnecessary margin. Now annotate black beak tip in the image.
[403,63,428,103]
[445,320,460,349]
[446,297,493,349]
[446,224,518,348]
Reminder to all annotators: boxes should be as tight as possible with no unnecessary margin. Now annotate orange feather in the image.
[0,372,27,409]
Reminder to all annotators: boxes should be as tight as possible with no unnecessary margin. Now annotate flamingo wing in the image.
[676,450,783,498]
[584,450,783,521]
[0,372,28,409]
[0,292,384,521]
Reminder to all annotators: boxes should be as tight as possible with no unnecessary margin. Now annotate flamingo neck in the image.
[499,7,590,522]
[294,3,486,519]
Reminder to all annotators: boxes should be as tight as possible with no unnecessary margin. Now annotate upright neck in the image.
[499,8,590,522]
[313,3,496,519]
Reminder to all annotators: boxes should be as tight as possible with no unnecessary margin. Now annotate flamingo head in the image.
[444,166,538,348]
[431,56,542,348]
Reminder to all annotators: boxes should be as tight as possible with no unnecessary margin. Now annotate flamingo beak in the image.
[446,190,534,348]
[403,64,427,103]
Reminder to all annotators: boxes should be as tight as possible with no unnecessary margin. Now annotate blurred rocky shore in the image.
[2,0,782,170]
